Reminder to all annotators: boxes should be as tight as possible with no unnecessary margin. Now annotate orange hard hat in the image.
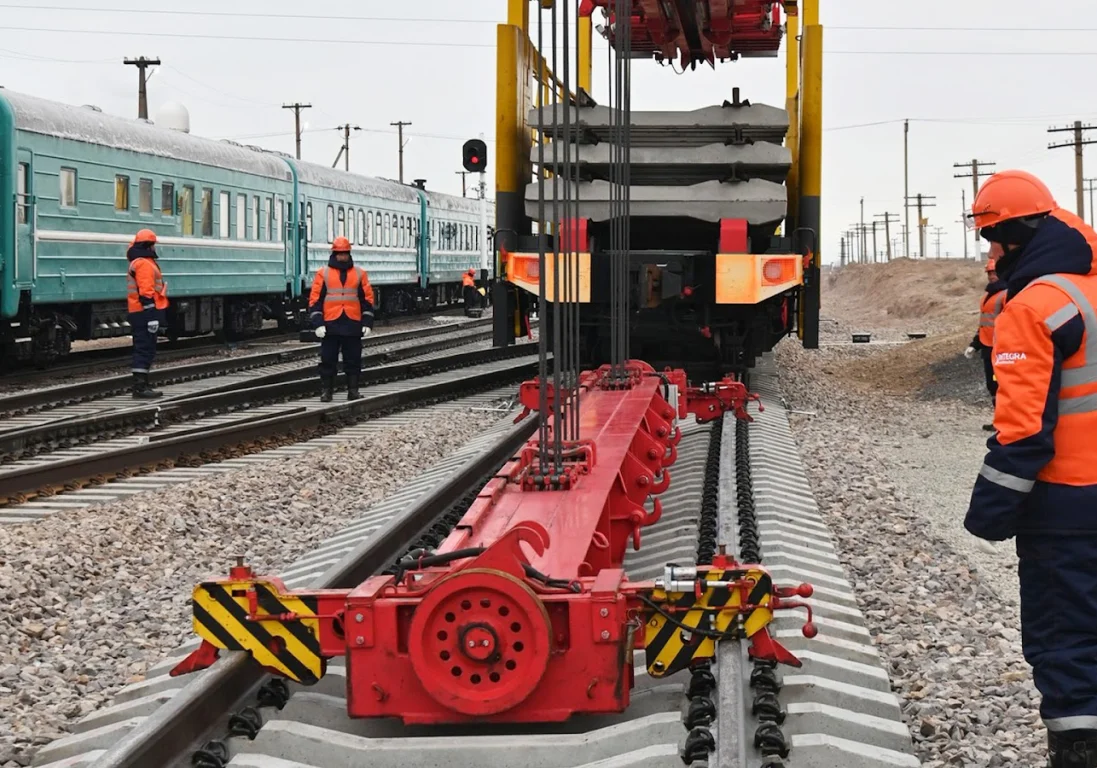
[134,229,157,245]
[332,236,352,253]
[468,268,476,276]
[969,170,1056,232]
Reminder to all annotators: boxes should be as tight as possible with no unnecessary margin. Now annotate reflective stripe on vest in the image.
[322,266,363,320]
[979,292,1005,327]
[1030,274,1097,414]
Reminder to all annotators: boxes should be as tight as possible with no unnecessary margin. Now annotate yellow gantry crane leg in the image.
[798,0,823,348]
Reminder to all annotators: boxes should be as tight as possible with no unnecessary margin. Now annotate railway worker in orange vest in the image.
[963,169,1097,768]
[964,243,1008,430]
[126,229,168,399]
[462,268,479,314]
[308,236,375,402]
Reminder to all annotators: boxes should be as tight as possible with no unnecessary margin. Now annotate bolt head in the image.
[355,613,363,622]
[600,629,610,640]
[599,607,609,617]
[355,636,364,646]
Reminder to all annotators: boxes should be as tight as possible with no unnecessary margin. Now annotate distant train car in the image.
[0,88,495,365]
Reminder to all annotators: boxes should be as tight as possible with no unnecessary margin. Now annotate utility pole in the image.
[332,124,361,171]
[123,56,160,120]
[932,226,945,259]
[954,158,995,263]
[840,235,846,267]
[859,197,866,262]
[956,189,969,260]
[391,120,412,184]
[1049,121,1097,217]
[456,170,469,197]
[281,102,311,160]
[906,193,936,259]
[1085,178,1097,225]
[874,212,899,261]
[903,119,910,257]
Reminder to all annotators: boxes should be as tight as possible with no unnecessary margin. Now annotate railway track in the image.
[0,308,475,388]
[29,354,920,768]
[0,341,538,522]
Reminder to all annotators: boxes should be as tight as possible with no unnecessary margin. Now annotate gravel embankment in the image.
[0,409,483,767]
[776,329,1044,767]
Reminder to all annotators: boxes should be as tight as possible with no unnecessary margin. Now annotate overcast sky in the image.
[2,0,1096,264]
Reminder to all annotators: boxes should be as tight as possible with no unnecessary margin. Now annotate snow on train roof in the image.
[0,89,291,179]
[293,160,422,203]
[425,189,494,215]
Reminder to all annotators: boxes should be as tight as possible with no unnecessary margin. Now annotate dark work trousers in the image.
[463,284,479,311]
[129,310,158,373]
[319,333,363,378]
[980,347,998,404]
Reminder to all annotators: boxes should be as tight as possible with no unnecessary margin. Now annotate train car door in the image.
[14,149,34,290]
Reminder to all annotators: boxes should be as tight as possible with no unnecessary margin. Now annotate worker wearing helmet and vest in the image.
[308,236,375,402]
[964,243,1008,430]
[964,169,1097,768]
[126,229,168,398]
[462,268,479,315]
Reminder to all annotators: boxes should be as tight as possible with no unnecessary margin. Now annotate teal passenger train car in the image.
[0,88,493,364]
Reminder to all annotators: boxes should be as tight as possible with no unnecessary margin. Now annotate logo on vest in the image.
[995,351,1027,365]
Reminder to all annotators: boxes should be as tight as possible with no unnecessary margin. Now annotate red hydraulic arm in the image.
[171,362,811,725]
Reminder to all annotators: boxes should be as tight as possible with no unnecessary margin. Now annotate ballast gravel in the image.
[0,409,482,767]
[776,332,1044,768]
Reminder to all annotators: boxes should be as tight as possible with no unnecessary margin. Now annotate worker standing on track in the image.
[462,268,479,315]
[964,243,1007,430]
[964,169,1097,768]
[308,236,375,403]
[126,228,168,399]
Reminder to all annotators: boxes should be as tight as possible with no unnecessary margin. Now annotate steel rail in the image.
[0,346,538,504]
[0,318,492,416]
[90,415,541,768]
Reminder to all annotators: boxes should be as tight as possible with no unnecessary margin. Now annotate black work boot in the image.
[132,372,162,399]
[1049,730,1097,767]
[982,424,995,432]
[346,375,361,401]
[319,376,334,403]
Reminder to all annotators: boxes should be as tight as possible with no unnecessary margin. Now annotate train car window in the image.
[181,186,195,235]
[337,207,346,239]
[139,179,153,215]
[16,163,27,224]
[161,181,174,216]
[59,168,77,208]
[326,205,335,243]
[347,207,355,244]
[219,192,230,238]
[259,196,268,240]
[267,196,275,241]
[398,216,405,247]
[237,194,246,238]
[358,210,367,246]
[374,212,381,245]
[275,199,284,242]
[252,196,260,241]
[306,202,314,242]
[115,175,129,211]
[201,188,213,236]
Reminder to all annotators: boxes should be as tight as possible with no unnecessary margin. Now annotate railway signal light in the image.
[462,139,487,173]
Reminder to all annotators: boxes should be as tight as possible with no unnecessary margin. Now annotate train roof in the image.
[425,189,493,215]
[292,160,423,203]
[0,88,291,180]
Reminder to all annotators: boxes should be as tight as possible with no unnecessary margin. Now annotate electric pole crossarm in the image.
[391,121,412,184]
[1049,121,1097,217]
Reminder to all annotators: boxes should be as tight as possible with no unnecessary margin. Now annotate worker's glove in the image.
[147,320,160,334]
[315,326,327,340]
[362,326,372,338]
[964,346,976,359]
[972,535,998,554]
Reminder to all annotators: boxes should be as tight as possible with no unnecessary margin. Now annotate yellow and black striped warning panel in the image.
[191,578,326,684]
[643,568,774,678]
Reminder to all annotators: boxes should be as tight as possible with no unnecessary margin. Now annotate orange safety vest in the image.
[1019,273,1097,485]
[127,257,168,313]
[978,289,1006,346]
[462,273,475,288]
[311,266,373,322]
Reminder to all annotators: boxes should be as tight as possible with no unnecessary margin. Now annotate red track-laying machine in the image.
[171,363,816,725]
